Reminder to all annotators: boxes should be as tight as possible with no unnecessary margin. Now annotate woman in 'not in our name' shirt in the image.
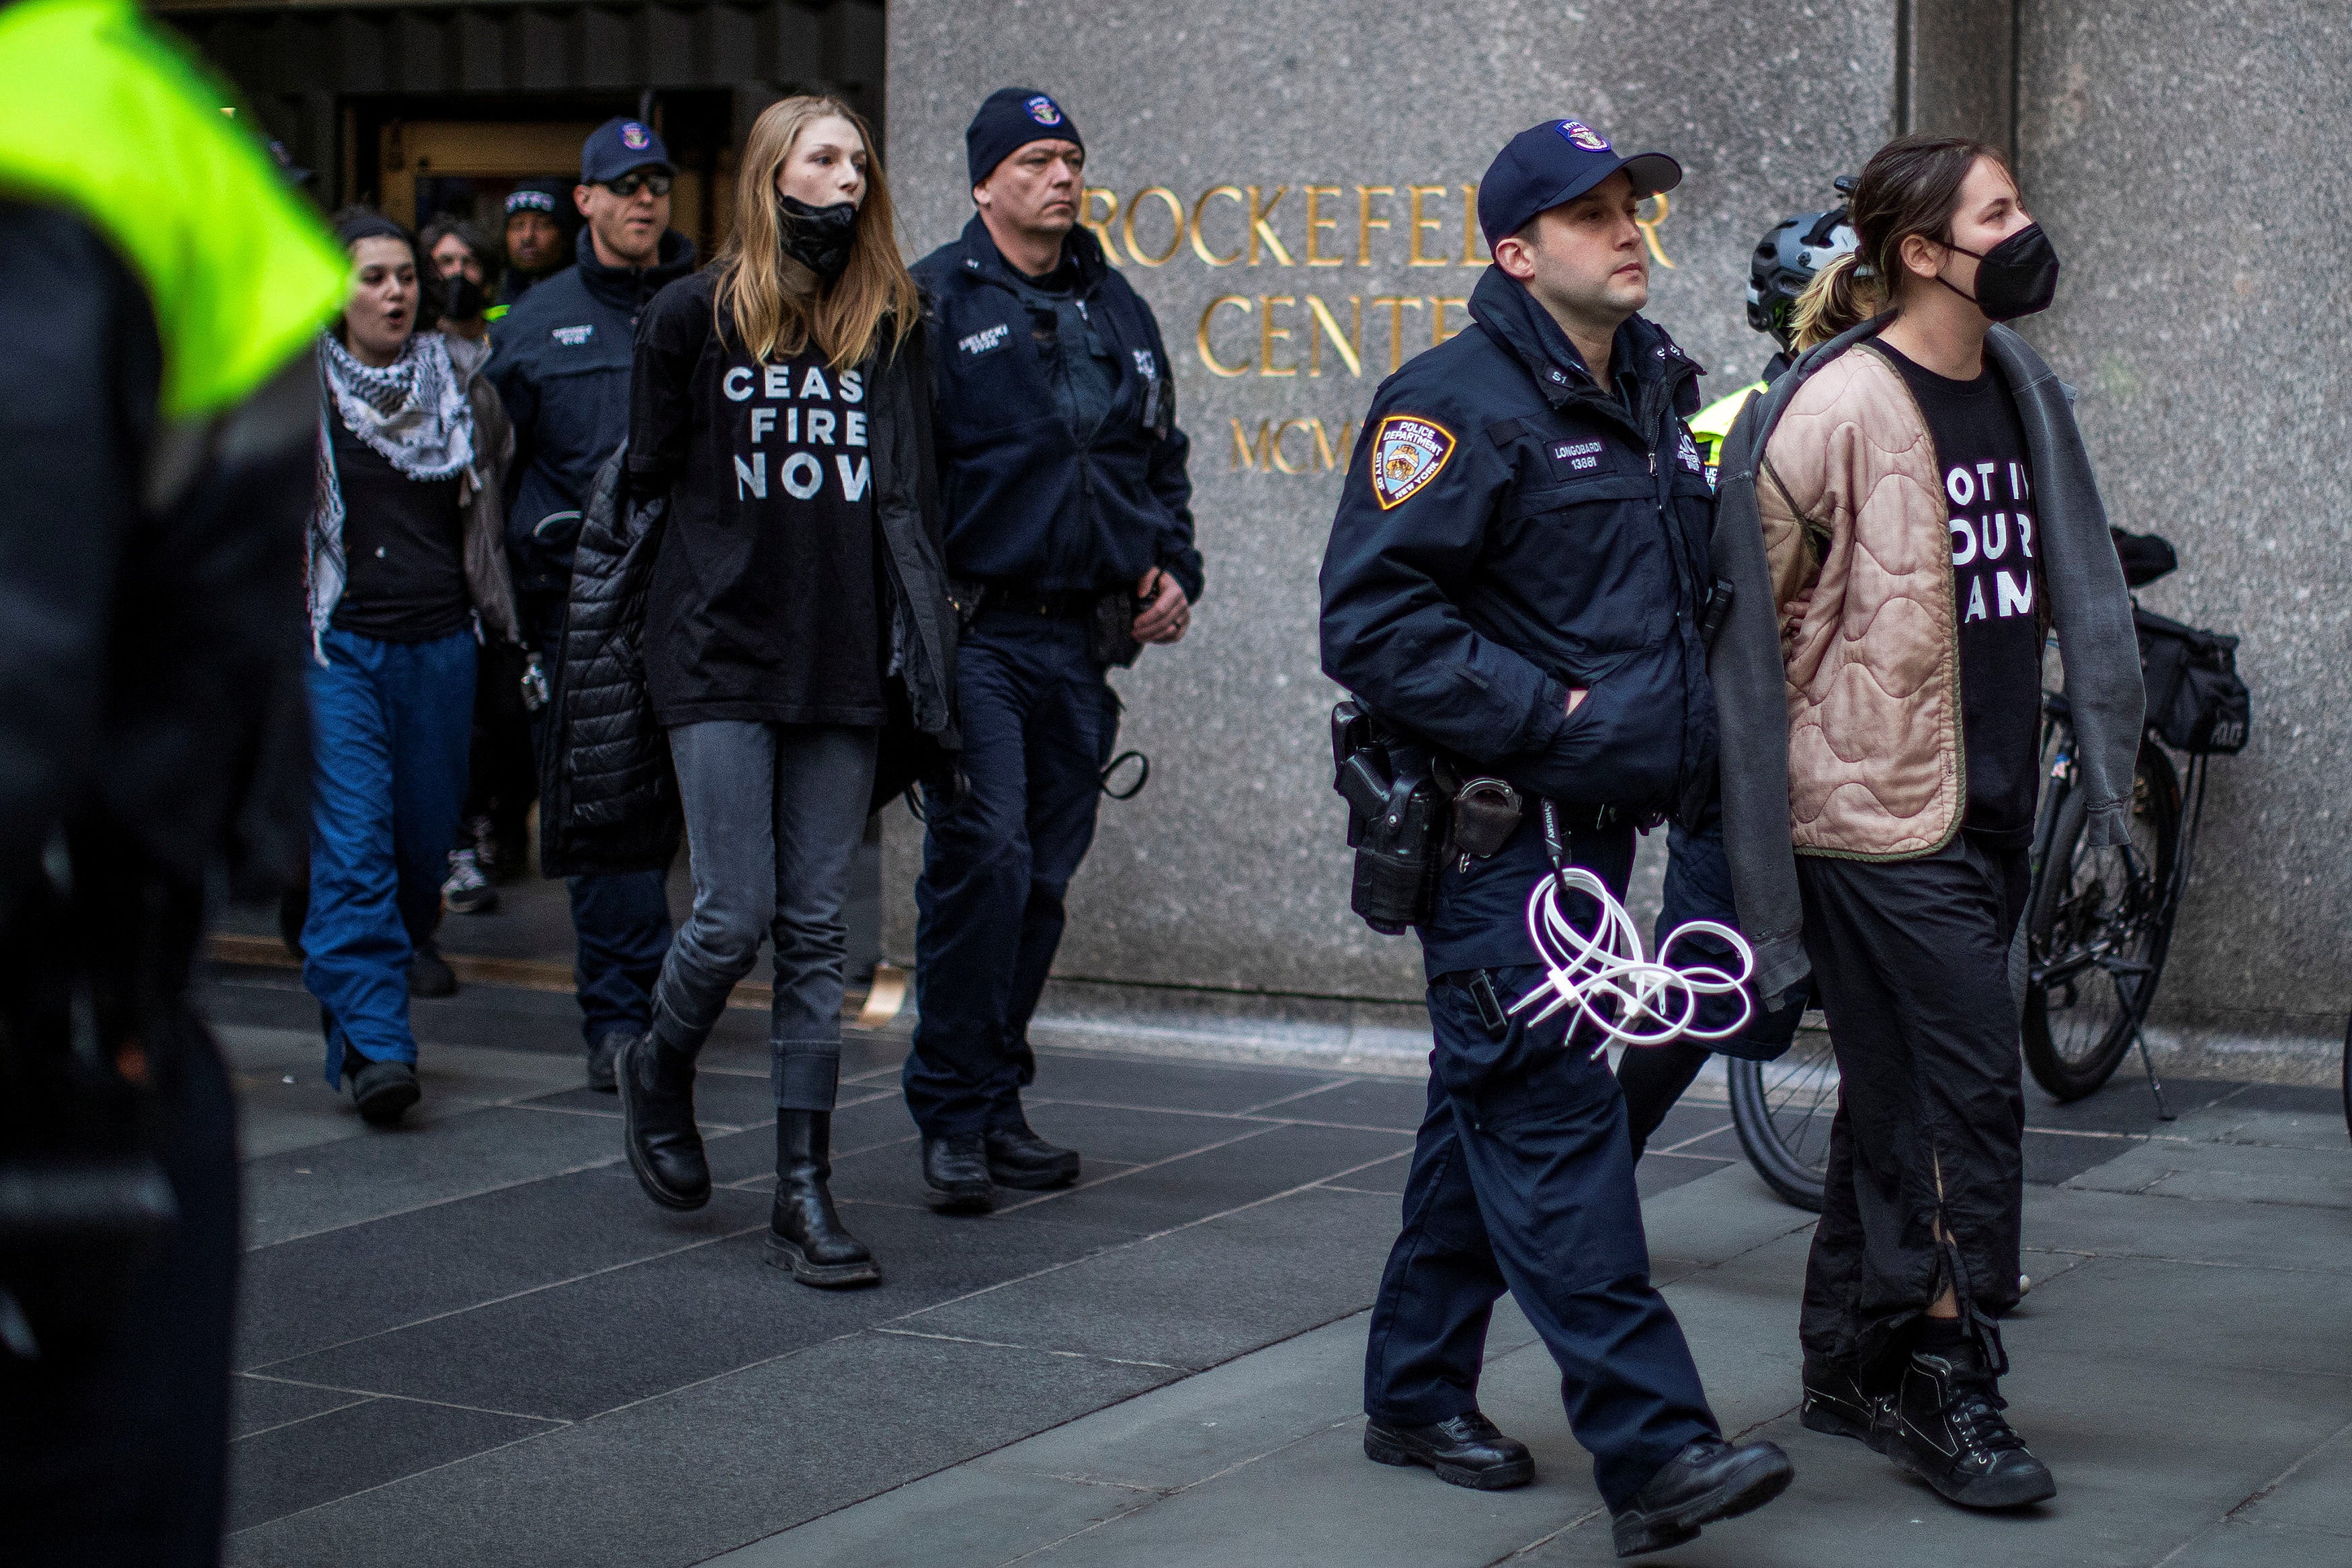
[617,95,958,1287]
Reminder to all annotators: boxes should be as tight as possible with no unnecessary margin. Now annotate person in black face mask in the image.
[1707,135,2140,1516]
[420,216,495,343]
[609,96,960,1288]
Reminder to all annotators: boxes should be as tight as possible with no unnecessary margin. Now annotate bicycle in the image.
[2021,528,2247,1108]
[1726,528,2244,1205]
[1728,1011,1835,1211]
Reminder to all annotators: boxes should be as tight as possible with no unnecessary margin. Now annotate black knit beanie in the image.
[965,87,1083,190]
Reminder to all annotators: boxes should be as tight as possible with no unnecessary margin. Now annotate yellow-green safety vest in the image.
[1689,380,1765,492]
[0,0,348,422]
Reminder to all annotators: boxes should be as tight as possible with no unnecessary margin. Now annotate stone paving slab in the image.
[206,966,2352,1568]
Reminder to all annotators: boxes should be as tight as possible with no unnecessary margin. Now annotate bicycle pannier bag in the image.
[2134,606,2251,754]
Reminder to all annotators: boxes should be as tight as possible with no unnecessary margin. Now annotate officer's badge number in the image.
[1371,415,1456,510]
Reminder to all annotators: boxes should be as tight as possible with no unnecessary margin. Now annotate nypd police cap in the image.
[1477,119,1681,249]
[581,117,674,185]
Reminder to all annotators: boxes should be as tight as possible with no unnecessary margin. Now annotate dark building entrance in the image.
[158,0,884,262]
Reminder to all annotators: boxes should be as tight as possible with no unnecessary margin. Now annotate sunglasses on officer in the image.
[601,171,673,198]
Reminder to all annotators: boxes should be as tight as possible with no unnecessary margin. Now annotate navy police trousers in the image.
[905,610,1120,1135]
[1366,834,1718,1510]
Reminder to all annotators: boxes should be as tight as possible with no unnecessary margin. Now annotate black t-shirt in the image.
[631,271,886,730]
[329,418,471,643]
[1876,341,2043,842]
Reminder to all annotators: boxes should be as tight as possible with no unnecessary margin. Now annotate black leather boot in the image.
[616,1034,710,1210]
[1363,1412,1534,1490]
[1882,1340,2056,1509]
[1610,1436,1794,1557]
[984,1118,1080,1189]
[765,1113,880,1288]
[921,1134,994,1214]
[585,1030,632,1094]
[1800,1354,1887,1448]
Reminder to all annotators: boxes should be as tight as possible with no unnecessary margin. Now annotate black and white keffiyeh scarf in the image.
[306,329,480,652]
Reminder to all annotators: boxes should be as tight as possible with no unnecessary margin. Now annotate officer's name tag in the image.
[959,323,1011,357]
[1550,438,1605,474]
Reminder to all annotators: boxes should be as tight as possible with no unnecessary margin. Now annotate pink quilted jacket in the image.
[1757,344,1972,857]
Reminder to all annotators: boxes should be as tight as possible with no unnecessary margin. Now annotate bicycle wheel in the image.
[1728,1017,1837,1211]
[2022,741,2181,1100]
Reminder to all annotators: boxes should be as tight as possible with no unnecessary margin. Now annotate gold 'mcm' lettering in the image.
[1228,417,1359,472]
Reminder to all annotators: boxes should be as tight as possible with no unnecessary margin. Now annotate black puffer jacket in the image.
[537,448,679,878]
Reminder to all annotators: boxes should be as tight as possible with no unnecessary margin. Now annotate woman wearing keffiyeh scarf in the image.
[300,210,517,1126]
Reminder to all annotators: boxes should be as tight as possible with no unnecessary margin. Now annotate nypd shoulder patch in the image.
[1371,415,1456,510]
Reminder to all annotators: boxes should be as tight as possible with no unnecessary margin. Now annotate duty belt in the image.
[954,581,1093,619]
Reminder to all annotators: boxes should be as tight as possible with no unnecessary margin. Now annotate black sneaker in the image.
[1883,1342,2056,1510]
[1363,1412,1534,1490]
[342,1053,421,1127]
[983,1121,1080,1189]
[408,942,458,998]
[1800,1355,1886,1449]
[1610,1436,1794,1557]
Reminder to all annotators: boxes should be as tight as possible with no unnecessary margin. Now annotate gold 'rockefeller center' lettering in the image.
[1079,179,1675,471]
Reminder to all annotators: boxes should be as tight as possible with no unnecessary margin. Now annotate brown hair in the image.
[712,96,920,370]
[1790,134,2014,348]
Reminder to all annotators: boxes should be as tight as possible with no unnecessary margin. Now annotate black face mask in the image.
[1937,222,2060,320]
[779,195,858,284]
[439,271,488,323]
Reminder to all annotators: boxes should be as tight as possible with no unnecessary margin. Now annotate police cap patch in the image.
[1371,415,1456,509]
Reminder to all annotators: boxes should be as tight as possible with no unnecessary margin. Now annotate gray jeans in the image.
[650,721,878,1110]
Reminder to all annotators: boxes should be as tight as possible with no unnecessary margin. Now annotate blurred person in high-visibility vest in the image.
[0,1,346,1559]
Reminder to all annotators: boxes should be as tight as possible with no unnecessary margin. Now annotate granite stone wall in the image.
[883,0,1898,1003]
[882,0,2347,1033]
[2016,0,2352,1033]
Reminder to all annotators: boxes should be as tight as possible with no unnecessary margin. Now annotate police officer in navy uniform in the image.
[1319,120,1792,1557]
[491,118,694,1088]
[904,89,1202,1211]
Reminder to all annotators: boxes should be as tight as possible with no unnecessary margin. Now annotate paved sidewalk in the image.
[209,965,2352,1567]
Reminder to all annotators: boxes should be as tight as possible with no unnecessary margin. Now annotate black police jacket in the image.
[489,229,696,599]
[911,217,1203,603]
[1319,267,1718,972]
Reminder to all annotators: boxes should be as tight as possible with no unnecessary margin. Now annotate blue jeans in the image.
[651,721,878,1110]
[906,611,1119,1135]
[302,627,474,1081]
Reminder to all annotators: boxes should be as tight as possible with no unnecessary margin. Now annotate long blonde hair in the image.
[1790,134,2013,350]
[712,96,919,371]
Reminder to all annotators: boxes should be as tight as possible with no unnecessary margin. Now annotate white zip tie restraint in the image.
[1508,801,1756,1057]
